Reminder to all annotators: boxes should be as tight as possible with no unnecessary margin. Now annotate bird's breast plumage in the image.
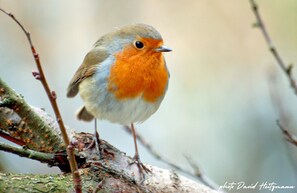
[107,39,169,103]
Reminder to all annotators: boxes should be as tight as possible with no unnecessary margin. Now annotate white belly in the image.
[78,58,164,125]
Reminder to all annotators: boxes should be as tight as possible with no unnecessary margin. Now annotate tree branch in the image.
[0,78,64,152]
[0,171,217,193]
[0,7,82,192]
[249,0,297,148]
[249,0,297,94]
[0,142,57,165]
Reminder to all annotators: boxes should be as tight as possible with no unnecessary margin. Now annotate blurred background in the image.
[0,1,297,192]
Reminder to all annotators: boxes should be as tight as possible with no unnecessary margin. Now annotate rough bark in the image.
[0,78,64,152]
[0,172,217,193]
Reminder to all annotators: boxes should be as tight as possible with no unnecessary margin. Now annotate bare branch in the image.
[249,0,297,149]
[184,154,223,191]
[249,0,297,94]
[0,8,82,192]
[277,121,297,147]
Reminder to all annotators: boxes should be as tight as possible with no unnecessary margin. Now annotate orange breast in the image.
[107,39,169,103]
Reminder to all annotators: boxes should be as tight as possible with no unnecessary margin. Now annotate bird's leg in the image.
[94,119,101,152]
[92,119,114,159]
[129,123,151,175]
[85,119,102,153]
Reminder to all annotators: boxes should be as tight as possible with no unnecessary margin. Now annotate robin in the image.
[67,23,171,173]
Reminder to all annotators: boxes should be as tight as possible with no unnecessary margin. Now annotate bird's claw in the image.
[129,155,152,176]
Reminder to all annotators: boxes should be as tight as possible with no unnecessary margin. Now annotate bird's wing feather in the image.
[67,47,108,97]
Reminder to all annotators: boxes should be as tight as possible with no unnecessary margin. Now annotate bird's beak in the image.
[155,45,172,52]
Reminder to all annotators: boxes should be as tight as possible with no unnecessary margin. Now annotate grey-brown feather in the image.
[66,47,108,97]
[76,106,94,121]
[94,23,162,47]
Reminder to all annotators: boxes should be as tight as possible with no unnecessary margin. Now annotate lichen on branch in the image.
[0,78,64,152]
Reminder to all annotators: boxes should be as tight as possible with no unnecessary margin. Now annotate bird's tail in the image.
[76,106,94,121]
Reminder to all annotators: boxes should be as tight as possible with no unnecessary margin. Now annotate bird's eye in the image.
[134,41,144,49]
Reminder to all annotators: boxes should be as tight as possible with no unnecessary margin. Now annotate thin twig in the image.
[277,121,297,147]
[184,154,221,191]
[267,69,292,127]
[0,8,82,192]
[249,0,297,149]
[123,126,220,190]
[249,0,297,94]
[0,142,55,164]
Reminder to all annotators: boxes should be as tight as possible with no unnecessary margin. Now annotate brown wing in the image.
[67,47,109,97]
[76,106,94,121]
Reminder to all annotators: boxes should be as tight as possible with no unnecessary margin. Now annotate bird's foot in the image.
[129,154,151,180]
